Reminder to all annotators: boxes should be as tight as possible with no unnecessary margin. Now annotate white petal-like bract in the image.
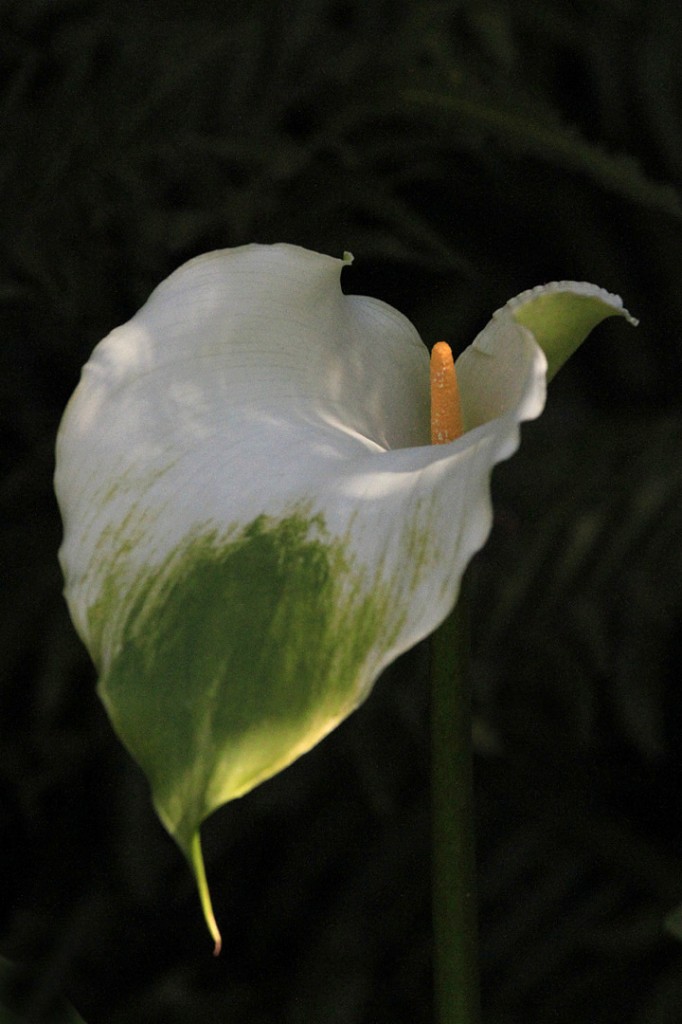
[55,243,634,939]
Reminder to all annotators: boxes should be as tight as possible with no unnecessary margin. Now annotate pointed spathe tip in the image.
[188,829,223,956]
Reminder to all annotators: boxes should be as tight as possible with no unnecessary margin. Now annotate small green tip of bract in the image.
[189,830,222,955]
[507,281,637,381]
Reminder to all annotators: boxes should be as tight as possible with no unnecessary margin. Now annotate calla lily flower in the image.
[54,244,635,948]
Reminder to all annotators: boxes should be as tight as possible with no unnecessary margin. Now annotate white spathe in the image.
[56,244,633,686]
[55,244,635,946]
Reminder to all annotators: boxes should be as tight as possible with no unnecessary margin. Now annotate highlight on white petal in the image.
[54,244,635,941]
[455,313,547,433]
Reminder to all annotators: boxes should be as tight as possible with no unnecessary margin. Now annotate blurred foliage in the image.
[1,956,86,1023]
[1,0,682,1021]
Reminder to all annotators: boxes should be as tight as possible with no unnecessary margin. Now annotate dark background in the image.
[2,0,682,1021]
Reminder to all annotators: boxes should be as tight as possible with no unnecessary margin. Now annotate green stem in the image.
[430,597,481,1024]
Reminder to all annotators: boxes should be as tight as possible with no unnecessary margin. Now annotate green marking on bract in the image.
[91,510,395,941]
[510,287,636,381]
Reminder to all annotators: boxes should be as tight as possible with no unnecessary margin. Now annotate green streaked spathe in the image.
[54,246,637,951]
[90,510,397,939]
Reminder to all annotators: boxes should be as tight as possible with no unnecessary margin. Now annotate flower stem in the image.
[430,596,481,1024]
